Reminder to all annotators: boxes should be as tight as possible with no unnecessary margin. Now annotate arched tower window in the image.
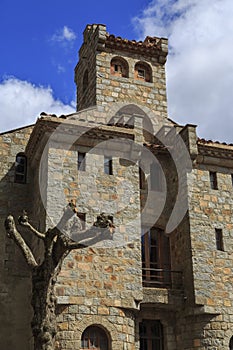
[135,61,152,82]
[14,153,27,184]
[81,325,109,350]
[110,56,129,78]
[83,69,88,93]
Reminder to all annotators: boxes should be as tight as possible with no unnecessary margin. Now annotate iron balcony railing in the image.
[142,267,183,290]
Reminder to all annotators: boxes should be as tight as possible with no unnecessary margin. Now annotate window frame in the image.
[141,227,171,288]
[14,153,27,184]
[150,161,163,191]
[81,325,109,350]
[209,171,218,190]
[78,152,86,171]
[77,212,86,230]
[215,228,224,251]
[104,156,113,175]
[139,319,164,350]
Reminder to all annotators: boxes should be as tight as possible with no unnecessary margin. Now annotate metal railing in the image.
[142,267,183,290]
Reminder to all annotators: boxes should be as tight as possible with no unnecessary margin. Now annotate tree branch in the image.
[4,215,38,268]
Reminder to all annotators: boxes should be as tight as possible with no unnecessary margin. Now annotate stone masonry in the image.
[0,23,233,350]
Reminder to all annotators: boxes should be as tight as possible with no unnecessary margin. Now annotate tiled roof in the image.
[105,34,168,61]
[198,138,233,147]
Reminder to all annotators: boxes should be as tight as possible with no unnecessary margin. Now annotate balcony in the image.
[142,267,183,290]
[142,267,184,308]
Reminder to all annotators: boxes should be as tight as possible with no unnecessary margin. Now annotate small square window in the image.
[215,229,224,251]
[78,152,86,171]
[209,171,218,190]
[104,156,113,175]
[114,64,122,73]
[138,69,145,78]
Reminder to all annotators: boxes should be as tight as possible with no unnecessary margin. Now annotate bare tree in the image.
[4,201,114,350]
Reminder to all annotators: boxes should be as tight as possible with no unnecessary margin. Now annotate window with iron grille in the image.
[81,326,109,350]
[139,320,164,350]
[141,228,171,288]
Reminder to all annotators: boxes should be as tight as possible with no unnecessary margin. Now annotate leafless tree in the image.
[4,201,114,350]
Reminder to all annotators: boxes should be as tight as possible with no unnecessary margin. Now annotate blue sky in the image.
[1,0,233,142]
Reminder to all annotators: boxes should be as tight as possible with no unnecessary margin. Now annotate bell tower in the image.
[74,24,168,119]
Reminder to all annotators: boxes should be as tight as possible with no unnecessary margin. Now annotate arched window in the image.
[135,61,152,82]
[139,319,164,350]
[83,69,88,93]
[14,153,27,183]
[229,336,233,350]
[110,57,129,78]
[81,326,109,350]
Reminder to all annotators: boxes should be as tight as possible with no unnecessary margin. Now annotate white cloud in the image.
[51,25,76,43]
[133,0,233,143]
[0,77,75,133]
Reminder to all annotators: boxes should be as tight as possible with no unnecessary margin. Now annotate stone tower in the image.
[74,24,168,120]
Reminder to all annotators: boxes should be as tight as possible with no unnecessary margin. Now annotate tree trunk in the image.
[31,257,64,350]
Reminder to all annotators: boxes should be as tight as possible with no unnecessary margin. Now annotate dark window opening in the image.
[114,64,121,73]
[150,162,163,191]
[209,171,218,189]
[139,167,146,190]
[81,326,109,350]
[104,156,113,175]
[142,228,171,288]
[231,174,233,187]
[229,335,233,350]
[138,69,145,78]
[139,320,164,350]
[215,228,224,251]
[15,153,27,183]
[83,70,88,93]
[77,212,86,230]
[78,152,86,171]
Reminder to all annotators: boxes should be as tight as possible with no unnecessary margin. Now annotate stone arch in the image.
[134,61,152,83]
[110,56,129,78]
[229,336,233,350]
[81,324,110,349]
[73,315,121,349]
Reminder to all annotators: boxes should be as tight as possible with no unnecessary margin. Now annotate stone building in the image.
[0,23,233,350]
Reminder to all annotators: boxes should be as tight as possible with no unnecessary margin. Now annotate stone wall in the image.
[0,126,34,350]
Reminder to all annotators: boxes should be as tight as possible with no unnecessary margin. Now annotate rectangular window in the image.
[77,212,86,230]
[78,152,86,171]
[139,162,146,190]
[209,171,218,190]
[104,156,113,175]
[231,174,233,187]
[114,64,121,73]
[215,228,224,251]
[150,162,163,191]
[141,228,171,288]
[15,154,27,183]
[139,320,164,350]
